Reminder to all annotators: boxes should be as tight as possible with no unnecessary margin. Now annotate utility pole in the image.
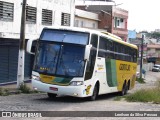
[140,34,144,79]
[17,0,27,88]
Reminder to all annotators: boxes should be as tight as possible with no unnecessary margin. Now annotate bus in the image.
[27,26,138,100]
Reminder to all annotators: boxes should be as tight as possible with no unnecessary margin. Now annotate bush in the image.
[19,84,39,94]
[19,84,31,94]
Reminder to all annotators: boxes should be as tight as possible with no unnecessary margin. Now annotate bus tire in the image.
[47,93,57,99]
[90,83,99,101]
[121,82,127,96]
[125,83,128,94]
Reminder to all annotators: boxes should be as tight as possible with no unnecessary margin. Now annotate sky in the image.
[114,0,160,32]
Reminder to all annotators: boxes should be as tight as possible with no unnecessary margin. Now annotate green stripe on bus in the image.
[52,77,72,85]
[106,59,117,87]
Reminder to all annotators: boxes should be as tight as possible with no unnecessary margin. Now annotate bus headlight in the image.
[32,75,40,81]
[70,81,83,86]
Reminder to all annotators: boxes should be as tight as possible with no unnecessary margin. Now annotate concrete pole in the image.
[140,34,144,79]
[17,0,27,88]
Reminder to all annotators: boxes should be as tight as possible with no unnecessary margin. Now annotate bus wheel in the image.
[121,83,128,96]
[90,84,98,101]
[47,93,57,99]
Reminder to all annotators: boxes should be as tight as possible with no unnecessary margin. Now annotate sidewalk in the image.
[131,71,160,93]
[0,81,32,94]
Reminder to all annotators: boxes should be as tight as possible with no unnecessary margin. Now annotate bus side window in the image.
[115,42,119,60]
[133,49,138,63]
[90,34,98,48]
[121,45,126,61]
[109,41,114,59]
[85,34,98,80]
[98,37,106,57]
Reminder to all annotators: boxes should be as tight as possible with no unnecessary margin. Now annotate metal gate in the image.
[0,46,18,83]
[0,39,34,84]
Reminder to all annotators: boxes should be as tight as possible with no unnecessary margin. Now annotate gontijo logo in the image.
[119,64,130,71]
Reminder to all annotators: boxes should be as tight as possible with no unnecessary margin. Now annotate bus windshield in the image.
[34,42,85,77]
[40,29,89,45]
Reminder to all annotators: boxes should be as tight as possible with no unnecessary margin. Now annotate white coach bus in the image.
[27,26,138,100]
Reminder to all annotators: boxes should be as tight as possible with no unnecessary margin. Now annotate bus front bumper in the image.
[32,80,87,97]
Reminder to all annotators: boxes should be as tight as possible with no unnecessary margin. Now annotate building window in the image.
[42,9,52,25]
[0,1,14,21]
[61,13,70,26]
[80,21,84,27]
[117,19,120,26]
[74,20,79,27]
[114,17,125,28]
[26,6,37,23]
[92,23,96,28]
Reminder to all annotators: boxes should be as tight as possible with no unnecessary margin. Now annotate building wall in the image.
[75,9,99,29]
[0,0,75,39]
[0,0,75,84]
[112,7,128,41]
[75,17,98,28]
[98,11,112,33]
[75,4,128,41]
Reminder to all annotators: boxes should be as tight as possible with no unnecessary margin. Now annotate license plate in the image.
[49,87,58,91]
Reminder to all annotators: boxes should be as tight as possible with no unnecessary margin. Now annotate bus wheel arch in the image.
[90,81,99,101]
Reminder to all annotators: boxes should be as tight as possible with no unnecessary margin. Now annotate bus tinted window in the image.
[98,36,137,63]
[85,34,98,80]
[40,29,89,45]
[90,34,98,48]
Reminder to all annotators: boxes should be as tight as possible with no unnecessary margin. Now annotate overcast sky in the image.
[114,0,160,32]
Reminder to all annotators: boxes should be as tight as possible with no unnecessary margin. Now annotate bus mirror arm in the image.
[26,39,37,55]
[84,45,92,61]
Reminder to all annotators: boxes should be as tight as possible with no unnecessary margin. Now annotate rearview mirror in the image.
[26,39,37,55]
[84,45,92,61]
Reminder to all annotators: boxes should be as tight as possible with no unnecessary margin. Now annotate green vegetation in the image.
[0,88,10,96]
[19,84,38,94]
[151,32,160,39]
[125,88,160,104]
[0,84,39,96]
[19,84,31,93]
[115,80,160,104]
[136,77,145,84]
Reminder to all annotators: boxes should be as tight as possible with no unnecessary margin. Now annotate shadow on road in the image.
[33,92,121,103]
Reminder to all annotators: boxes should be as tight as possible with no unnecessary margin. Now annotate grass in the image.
[136,77,145,83]
[0,88,10,96]
[115,80,160,104]
[0,83,39,96]
[19,83,39,94]
[125,88,160,104]
[19,83,31,94]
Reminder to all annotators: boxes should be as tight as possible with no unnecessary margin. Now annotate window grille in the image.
[61,13,70,26]
[0,1,14,21]
[42,9,52,25]
[26,6,37,23]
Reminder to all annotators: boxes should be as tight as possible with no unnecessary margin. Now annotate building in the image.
[74,9,99,29]
[147,44,160,58]
[0,0,75,84]
[75,0,128,41]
